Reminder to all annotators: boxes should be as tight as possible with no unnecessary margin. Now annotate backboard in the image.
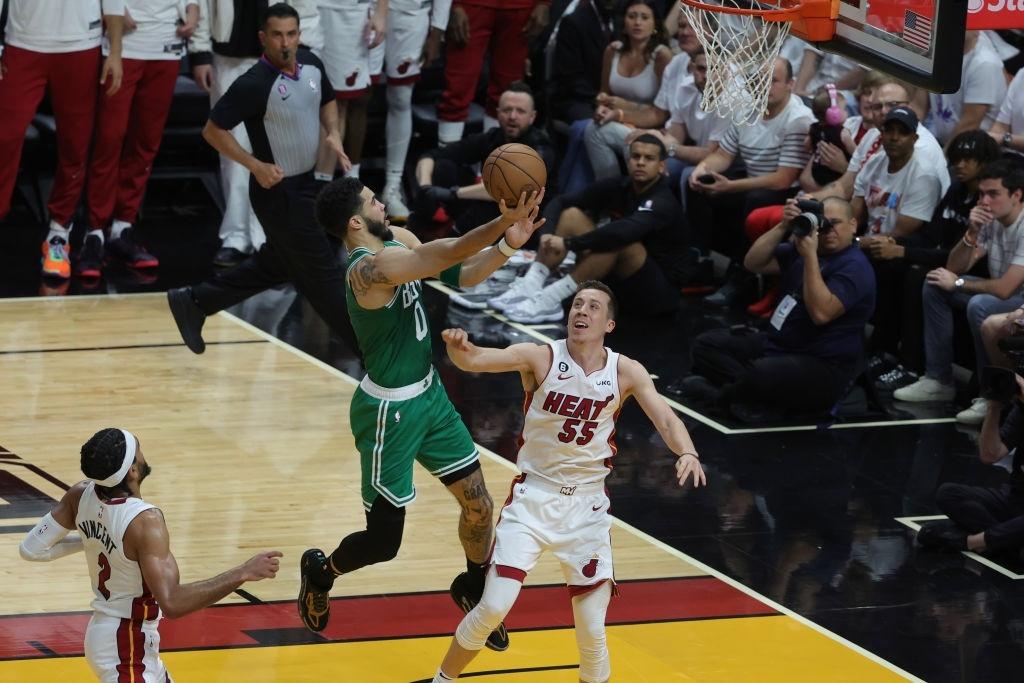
[814,0,968,93]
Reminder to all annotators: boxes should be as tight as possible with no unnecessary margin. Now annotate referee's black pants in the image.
[191,172,359,354]
[936,483,1024,552]
[690,327,850,415]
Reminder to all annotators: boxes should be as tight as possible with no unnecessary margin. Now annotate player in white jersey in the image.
[18,428,282,682]
[429,281,706,683]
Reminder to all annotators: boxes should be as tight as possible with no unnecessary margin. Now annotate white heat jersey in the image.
[76,482,161,620]
[517,341,622,487]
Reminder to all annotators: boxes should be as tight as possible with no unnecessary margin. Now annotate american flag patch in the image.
[903,10,933,51]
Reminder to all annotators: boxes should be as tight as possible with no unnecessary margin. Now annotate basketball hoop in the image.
[678,0,838,125]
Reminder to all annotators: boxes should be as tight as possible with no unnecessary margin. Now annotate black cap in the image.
[883,106,919,133]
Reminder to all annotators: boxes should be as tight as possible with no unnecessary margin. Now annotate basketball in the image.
[482,143,547,208]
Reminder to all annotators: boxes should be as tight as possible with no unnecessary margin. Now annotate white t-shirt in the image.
[803,46,859,99]
[849,123,951,195]
[5,0,125,53]
[669,78,730,147]
[997,68,1024,135]
[853,153,943,235]
[653,51,691,112]
[978,210,1024,287]
[719,94,813,178]
[929,32,1007,144]
[104,0,198,60]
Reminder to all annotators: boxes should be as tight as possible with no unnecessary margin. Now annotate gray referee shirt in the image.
[209,48,333,178]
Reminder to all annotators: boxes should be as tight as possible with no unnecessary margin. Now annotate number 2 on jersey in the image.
[557,418,597,445]
[96,552,112,599]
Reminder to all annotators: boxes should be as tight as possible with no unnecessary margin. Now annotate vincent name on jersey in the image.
[79,519,117,555]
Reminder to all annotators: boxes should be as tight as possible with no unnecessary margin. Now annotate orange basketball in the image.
[482,143,547,208]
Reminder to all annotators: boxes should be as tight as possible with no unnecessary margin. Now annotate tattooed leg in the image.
[446,467,494,563]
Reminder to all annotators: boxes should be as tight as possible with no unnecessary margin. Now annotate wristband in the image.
[679,452,699,460]
[962,235,977,248]
[496,238,517,258]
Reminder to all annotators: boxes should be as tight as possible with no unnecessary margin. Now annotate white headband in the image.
[92,429,137,487]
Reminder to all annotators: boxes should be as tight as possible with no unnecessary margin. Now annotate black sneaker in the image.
[167,287,207,354]
[213,246,248,268]
[75,234,104,278]
[876,365,918,391]
[916,520,967,552]
[450,571,509,652]
[298,549,332,632]
[107,227,159,268]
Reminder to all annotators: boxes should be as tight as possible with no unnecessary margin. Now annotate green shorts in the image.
[350,371,478,509]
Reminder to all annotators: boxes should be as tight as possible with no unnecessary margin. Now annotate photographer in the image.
[918,366,1024,558]
[683,197,876,420]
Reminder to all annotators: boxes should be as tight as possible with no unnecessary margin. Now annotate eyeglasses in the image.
[865,100,909,112]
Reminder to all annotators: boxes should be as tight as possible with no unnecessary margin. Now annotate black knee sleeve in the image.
[330,497,406,573]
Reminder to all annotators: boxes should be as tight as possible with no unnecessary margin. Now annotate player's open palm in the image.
[501,189,546,248]
[442,328,473,353]
[240,550,283,581]
[675,454,706,488]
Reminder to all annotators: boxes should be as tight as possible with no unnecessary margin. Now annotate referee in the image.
[167,3,358,354]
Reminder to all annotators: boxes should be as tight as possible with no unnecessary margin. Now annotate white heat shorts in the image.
[84,612,171,683]
[375,2,431,84]
[319,0,373,97]
[491,474,614,589]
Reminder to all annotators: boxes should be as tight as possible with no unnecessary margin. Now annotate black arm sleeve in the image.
[209,69,267,131]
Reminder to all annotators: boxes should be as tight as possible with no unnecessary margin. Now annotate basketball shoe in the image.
[167,287,207,354]
[382,185,410,223]
[449,571,509,652]
[107,227,159,268]
[298,548,332,632]
[75,234,104,279]
[41,235,71,279]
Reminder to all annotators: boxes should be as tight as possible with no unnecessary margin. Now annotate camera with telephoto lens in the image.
[788,199,828,238]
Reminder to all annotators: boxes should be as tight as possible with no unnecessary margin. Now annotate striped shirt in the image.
[719,94,813,179]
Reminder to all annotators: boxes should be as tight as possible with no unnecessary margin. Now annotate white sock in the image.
[47,220,69,243]
[345,163,361,179]
[314,171,334,183]
[432,669,455,682]
[541,274,578,304]
[87,228,105,244]
[483,115,499,132]
[110,220,131,239]
[438,120,464,145]
[385,85,413,190]
[519,261,550,292]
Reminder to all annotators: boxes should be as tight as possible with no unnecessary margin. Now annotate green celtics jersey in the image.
[346,241,433,388]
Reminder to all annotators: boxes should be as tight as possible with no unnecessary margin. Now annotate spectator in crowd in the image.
[988,65,1024,163]
[548,0,617,124]
[190,0,324,268]
[436,0,549,145]
[926,30,1007,147]
[869,131,1001,395]
[584,0,671,181]
[980,307,1024,374]
[794,45,864,105]
[852,106,943,243]
[79,0,201,279]
[895,162,1024,422]
[683,197,875,421]
[688,57,813,307]
[412,82,555,236]
[489,134,692,323]
[0,0,124,280]
[917,379,1024,560]
[314,0,387,192]
[799,84,857,193]
[376,1,449,221]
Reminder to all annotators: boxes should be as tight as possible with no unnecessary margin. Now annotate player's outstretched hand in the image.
[442,328,474,353]
[500,189,546,248]
[240,550,283,582]
[675,454,706,488]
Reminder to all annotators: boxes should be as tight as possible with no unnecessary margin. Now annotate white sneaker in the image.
[382,185,410,222]
[487,276,533,311]
[504,295,565,323]
[955,397,988,425]
[893,377,955,403]
[450,269,516,309]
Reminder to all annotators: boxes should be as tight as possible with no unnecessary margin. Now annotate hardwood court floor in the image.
[0,294,916,681]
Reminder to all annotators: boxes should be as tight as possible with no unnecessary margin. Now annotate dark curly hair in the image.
[81,428,131,495]
[315,177,365,239]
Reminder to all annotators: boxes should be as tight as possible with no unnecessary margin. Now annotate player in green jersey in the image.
[298,176,544,652]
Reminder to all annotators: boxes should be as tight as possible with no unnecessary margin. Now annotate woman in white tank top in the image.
[585,0,672,180]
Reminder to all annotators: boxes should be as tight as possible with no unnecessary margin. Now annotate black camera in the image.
[789,199,828,238]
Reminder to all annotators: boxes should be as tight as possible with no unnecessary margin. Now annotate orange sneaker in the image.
[41,236,71,279]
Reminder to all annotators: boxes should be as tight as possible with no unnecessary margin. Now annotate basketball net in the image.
[679,1,795,125]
